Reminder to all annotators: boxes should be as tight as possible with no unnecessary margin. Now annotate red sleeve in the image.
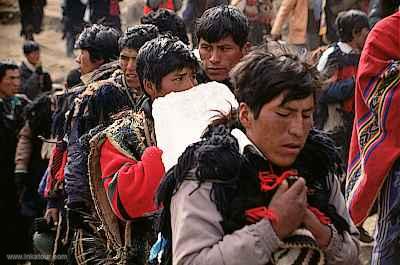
[100,138,165,220]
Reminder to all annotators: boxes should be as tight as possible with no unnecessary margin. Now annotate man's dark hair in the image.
[196,5,249,48]
[141,9,189,45]
[380,0,400,18]
[75,24,121,63]
[336,10,370,42]
[0,60,19,82]
[231,50,320,119]
[136,34,198,92]
[23,41,40,54]
[118,24,159,51]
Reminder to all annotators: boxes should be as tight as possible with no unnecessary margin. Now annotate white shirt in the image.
[317,42,354,73]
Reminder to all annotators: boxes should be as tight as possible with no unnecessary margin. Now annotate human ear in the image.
[143,80,157,100]
[242,42,252,56]
[239,102,252,129]
[92,58,105,70]
[352,28,361,40]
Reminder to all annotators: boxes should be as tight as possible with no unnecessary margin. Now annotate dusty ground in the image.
[0,1,375,264]
[0,0,144,83]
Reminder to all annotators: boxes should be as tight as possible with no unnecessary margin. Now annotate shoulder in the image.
[90,110,148,159]
[19,62,30,72]
[171,180,216,216]
[317,46,336,72]
[82,78,120,98]
[187,124,242,182]
[14,93,31,105]
[173,181,213,202]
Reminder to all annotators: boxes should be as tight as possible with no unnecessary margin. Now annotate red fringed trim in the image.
[308,206,331,225]
[245,206,278,224]
[258,170,298,192]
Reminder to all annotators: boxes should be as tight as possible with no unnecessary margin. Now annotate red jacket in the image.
[100,139,165,220]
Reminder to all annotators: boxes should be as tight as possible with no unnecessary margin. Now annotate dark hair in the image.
[0,59,19,82]
[336,10,369,42]
[231,49,320,119]
[136,34,198,92]
[380,0,400,18]
[75,24,121,63]
[23,41,40,54]
[140,9,189,44]
[119,24,159,51]
[196,5,249,48]
[65,68,81,89]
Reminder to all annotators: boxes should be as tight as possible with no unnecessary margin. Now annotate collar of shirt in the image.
[231,128,266,158]
[337,42,354,54]
[80,71,95,85]
[23,60,36,72]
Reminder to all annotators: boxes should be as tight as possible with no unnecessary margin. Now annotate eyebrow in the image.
[217,44,233,48]
[281,106,314,112]
[174,71,188,77]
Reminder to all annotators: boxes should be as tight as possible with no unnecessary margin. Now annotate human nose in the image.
[209,48,221,64]
[288,116,306,138]
[75,53,81,64]
[14,78,21,89]
[127,59,135,71]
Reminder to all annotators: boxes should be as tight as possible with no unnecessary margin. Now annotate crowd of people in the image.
[1,0,400,264]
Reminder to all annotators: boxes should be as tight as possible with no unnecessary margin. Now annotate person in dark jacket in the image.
[39,25,121,264]
[51,24,160,264]
[195,5,250,90]
[14,92,51,264]
[18,0,47,41]
[88,0,122,31]
[84,33,198,264]
[0,60,29,264]
[20,41,52,100]
[61,0,87,58]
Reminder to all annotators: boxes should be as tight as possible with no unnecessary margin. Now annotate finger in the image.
[298,188,307,206]
[287,177,306,196]
[270,180,288,205]
[275,180,289,197]
[45,213,51,224]
[52,213,59,225]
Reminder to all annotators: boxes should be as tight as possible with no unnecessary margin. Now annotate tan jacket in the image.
[271,0,308,45]
[14,122,32,173]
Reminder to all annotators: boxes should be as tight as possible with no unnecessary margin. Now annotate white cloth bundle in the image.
[152,81,239,171]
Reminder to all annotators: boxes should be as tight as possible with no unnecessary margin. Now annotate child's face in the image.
[146,67,198,100]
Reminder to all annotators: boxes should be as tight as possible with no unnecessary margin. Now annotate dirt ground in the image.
[0,0,375,264]
[0,0,144,83]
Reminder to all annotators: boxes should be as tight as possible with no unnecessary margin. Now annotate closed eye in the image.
[276,112,290,117]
